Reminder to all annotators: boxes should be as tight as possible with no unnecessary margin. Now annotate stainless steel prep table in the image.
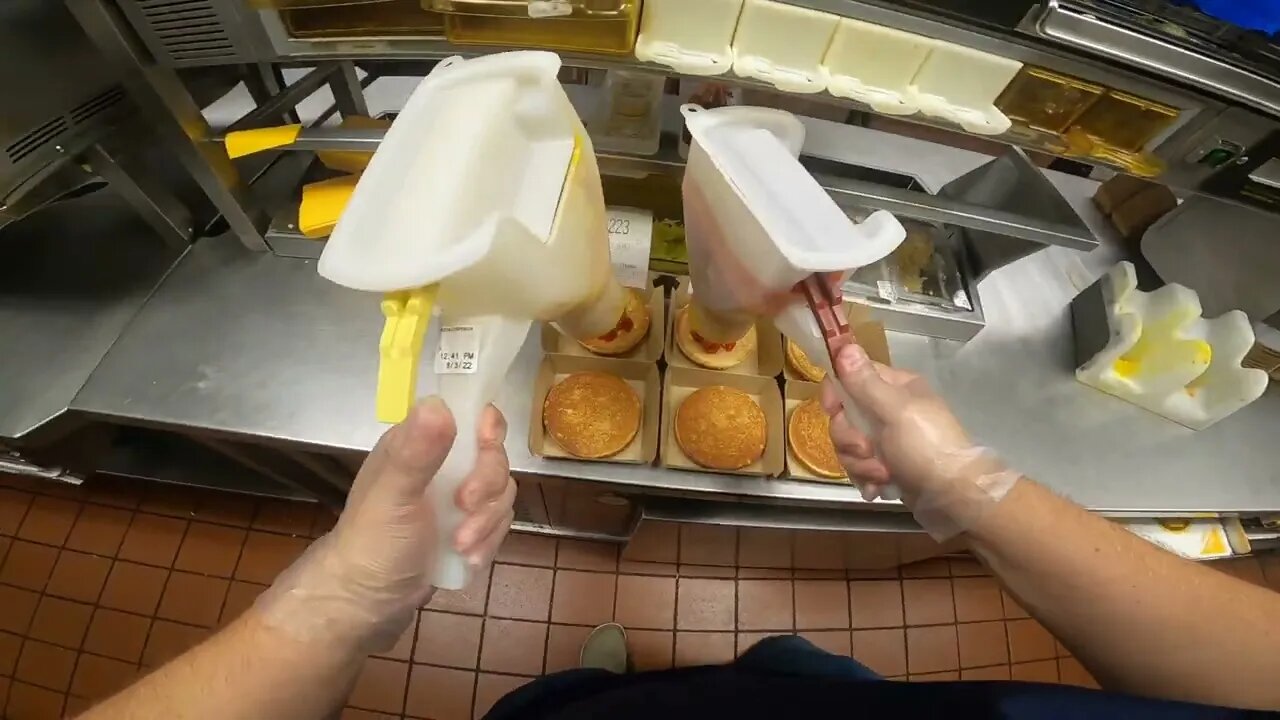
[70,125,1280,517]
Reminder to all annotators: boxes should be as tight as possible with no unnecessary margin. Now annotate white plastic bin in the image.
[823,18,932,116]
[731,0,838,94]
[635,0,743,76]
[908,41,1022,135]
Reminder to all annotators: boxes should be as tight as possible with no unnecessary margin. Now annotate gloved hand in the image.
[255,397,516,651]
[821,343,1020,539]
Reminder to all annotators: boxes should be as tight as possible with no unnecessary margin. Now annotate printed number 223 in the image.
[608,218,631,235]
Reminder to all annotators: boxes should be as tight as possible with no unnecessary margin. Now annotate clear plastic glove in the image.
[255,397,516,651]
[820,343,1020,539]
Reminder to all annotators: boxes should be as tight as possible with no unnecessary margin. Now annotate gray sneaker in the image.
[579,622,629,673]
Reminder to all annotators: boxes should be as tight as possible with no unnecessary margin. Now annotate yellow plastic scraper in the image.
[298,174,361,238]
[223,124,302,159]
[376,285,439,424]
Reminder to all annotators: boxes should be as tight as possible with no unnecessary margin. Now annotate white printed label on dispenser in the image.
[435,325,479,375]
[606,206,653,289]
[527,0,572,17]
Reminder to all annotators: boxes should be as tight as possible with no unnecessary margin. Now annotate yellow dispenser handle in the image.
[223,124,302,159]
[376,285,440,424]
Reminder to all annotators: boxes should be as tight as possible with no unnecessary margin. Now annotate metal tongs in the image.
[798,273,854,370]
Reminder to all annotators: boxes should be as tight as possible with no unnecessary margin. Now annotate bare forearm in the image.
[965,478,1280,710]
[78,609,365,720]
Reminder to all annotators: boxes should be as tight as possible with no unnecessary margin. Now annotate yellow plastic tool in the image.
[223,124,302,159]
[317,116,392,173]
[376,285,439,424]
[299,174,361,238]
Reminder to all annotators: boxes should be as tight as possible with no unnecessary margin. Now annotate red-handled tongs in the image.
[798,273,854,370]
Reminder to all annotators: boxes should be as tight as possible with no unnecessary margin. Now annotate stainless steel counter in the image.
[69,125,1280,516]
[0,191,181,441]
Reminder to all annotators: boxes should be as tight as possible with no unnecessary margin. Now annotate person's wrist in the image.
[903,448,1022,540]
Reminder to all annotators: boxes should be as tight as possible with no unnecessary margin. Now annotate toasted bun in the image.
[786,340,826,382]
[675,386,766,470]
[580,289,651,356]
[543,372,641,459]
[787,398,846,479]
[674,307,755,370]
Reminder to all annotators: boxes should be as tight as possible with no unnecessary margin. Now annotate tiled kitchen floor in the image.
[3,474,1280,720]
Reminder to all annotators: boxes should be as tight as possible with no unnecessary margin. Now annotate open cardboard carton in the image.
[784,380,851,485]
[541,284,665,363]
[529,354,661,465]
[782,302,892,382]
[660,365,785,477]
[665,280,783,377]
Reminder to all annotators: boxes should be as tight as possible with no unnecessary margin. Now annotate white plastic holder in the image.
[908,42,1021,135]
[730,0,837,94]
[1076,262,1269,430]
[823,18,931,116]
[635,0,743,76]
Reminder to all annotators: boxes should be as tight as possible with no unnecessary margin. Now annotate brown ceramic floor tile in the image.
[143,620,209,667]
[15,640,77,691]
[234,531,308,584]
[426,564,491,616]
[45,551,111,604]
[27,597,92,649]
[953,577,1004,623]
[737,528,792,568]
[737,580,793,631]
[494,533,556,567]
[629,629,674,671]
[957,621,1009,669]
[0,676,7,716]
[190,491,257,528]
[6,680,64,719]
[0,585,39,634]
[1,540,58,591]
[679,564,736,578]
[900,558,951,578]
[157,571,230,627]
[556,539,617,572]
[219,580,267,625]
[794,570,846,579]
[795,580,850,630]
[406,665,473,720]
[72,653,139,700]
[852,628,907,676]
[1001,590,1030,619]
[83,477,144,510]
[1,631,23,674]
[0,488,33,536]
[342,709,397,720]
[849,580,904,629]
[64,505,132,556]
[906,625,960,674]
[348,657,409,715]
[0,536,9,565]
[1011,659,1059,683]
[1058,657,1100,689]
[82,608,151,663]
[618,560,677,576]
[679,525,737,566]
[963,664,1011,680]
[479,619,547,675]
[676,578,735,631]
[16,496,80,546]
[117,513,187,567]
[622,521,678,563]
[488,564,553,621]
[614,575,675,630]
[544,624,592,674]
[846,567,902,580]
[949,558,989,577]
[911,670,960,681]
[174,522,246,577]
[98,561,168,616]
[138,486,199,519]
[739,568,793,579]
[800,630,852,657]
[903,579,955,626]
[65,694,96,718]
[551,571,616,626]
[674,632,735,667]
[415,610,482,668]
[474,673,530,720]
[792,531,845,570]
[251,499,317,536]
[311,508,339,537]
[1007,618,1057,663]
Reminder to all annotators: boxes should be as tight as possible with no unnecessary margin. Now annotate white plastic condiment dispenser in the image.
[319,51,624,589]
[680,104,907,497]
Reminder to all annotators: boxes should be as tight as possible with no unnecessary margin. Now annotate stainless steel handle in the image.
[0,455,84,485]
[642,496,924,533]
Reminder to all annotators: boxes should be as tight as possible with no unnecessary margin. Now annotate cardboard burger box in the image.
[665,280,783,377]
[540,284,666,364]
[781,302,892,383]
[660,366,785,477]
[529,354,660,465]
[783,380,851,484]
